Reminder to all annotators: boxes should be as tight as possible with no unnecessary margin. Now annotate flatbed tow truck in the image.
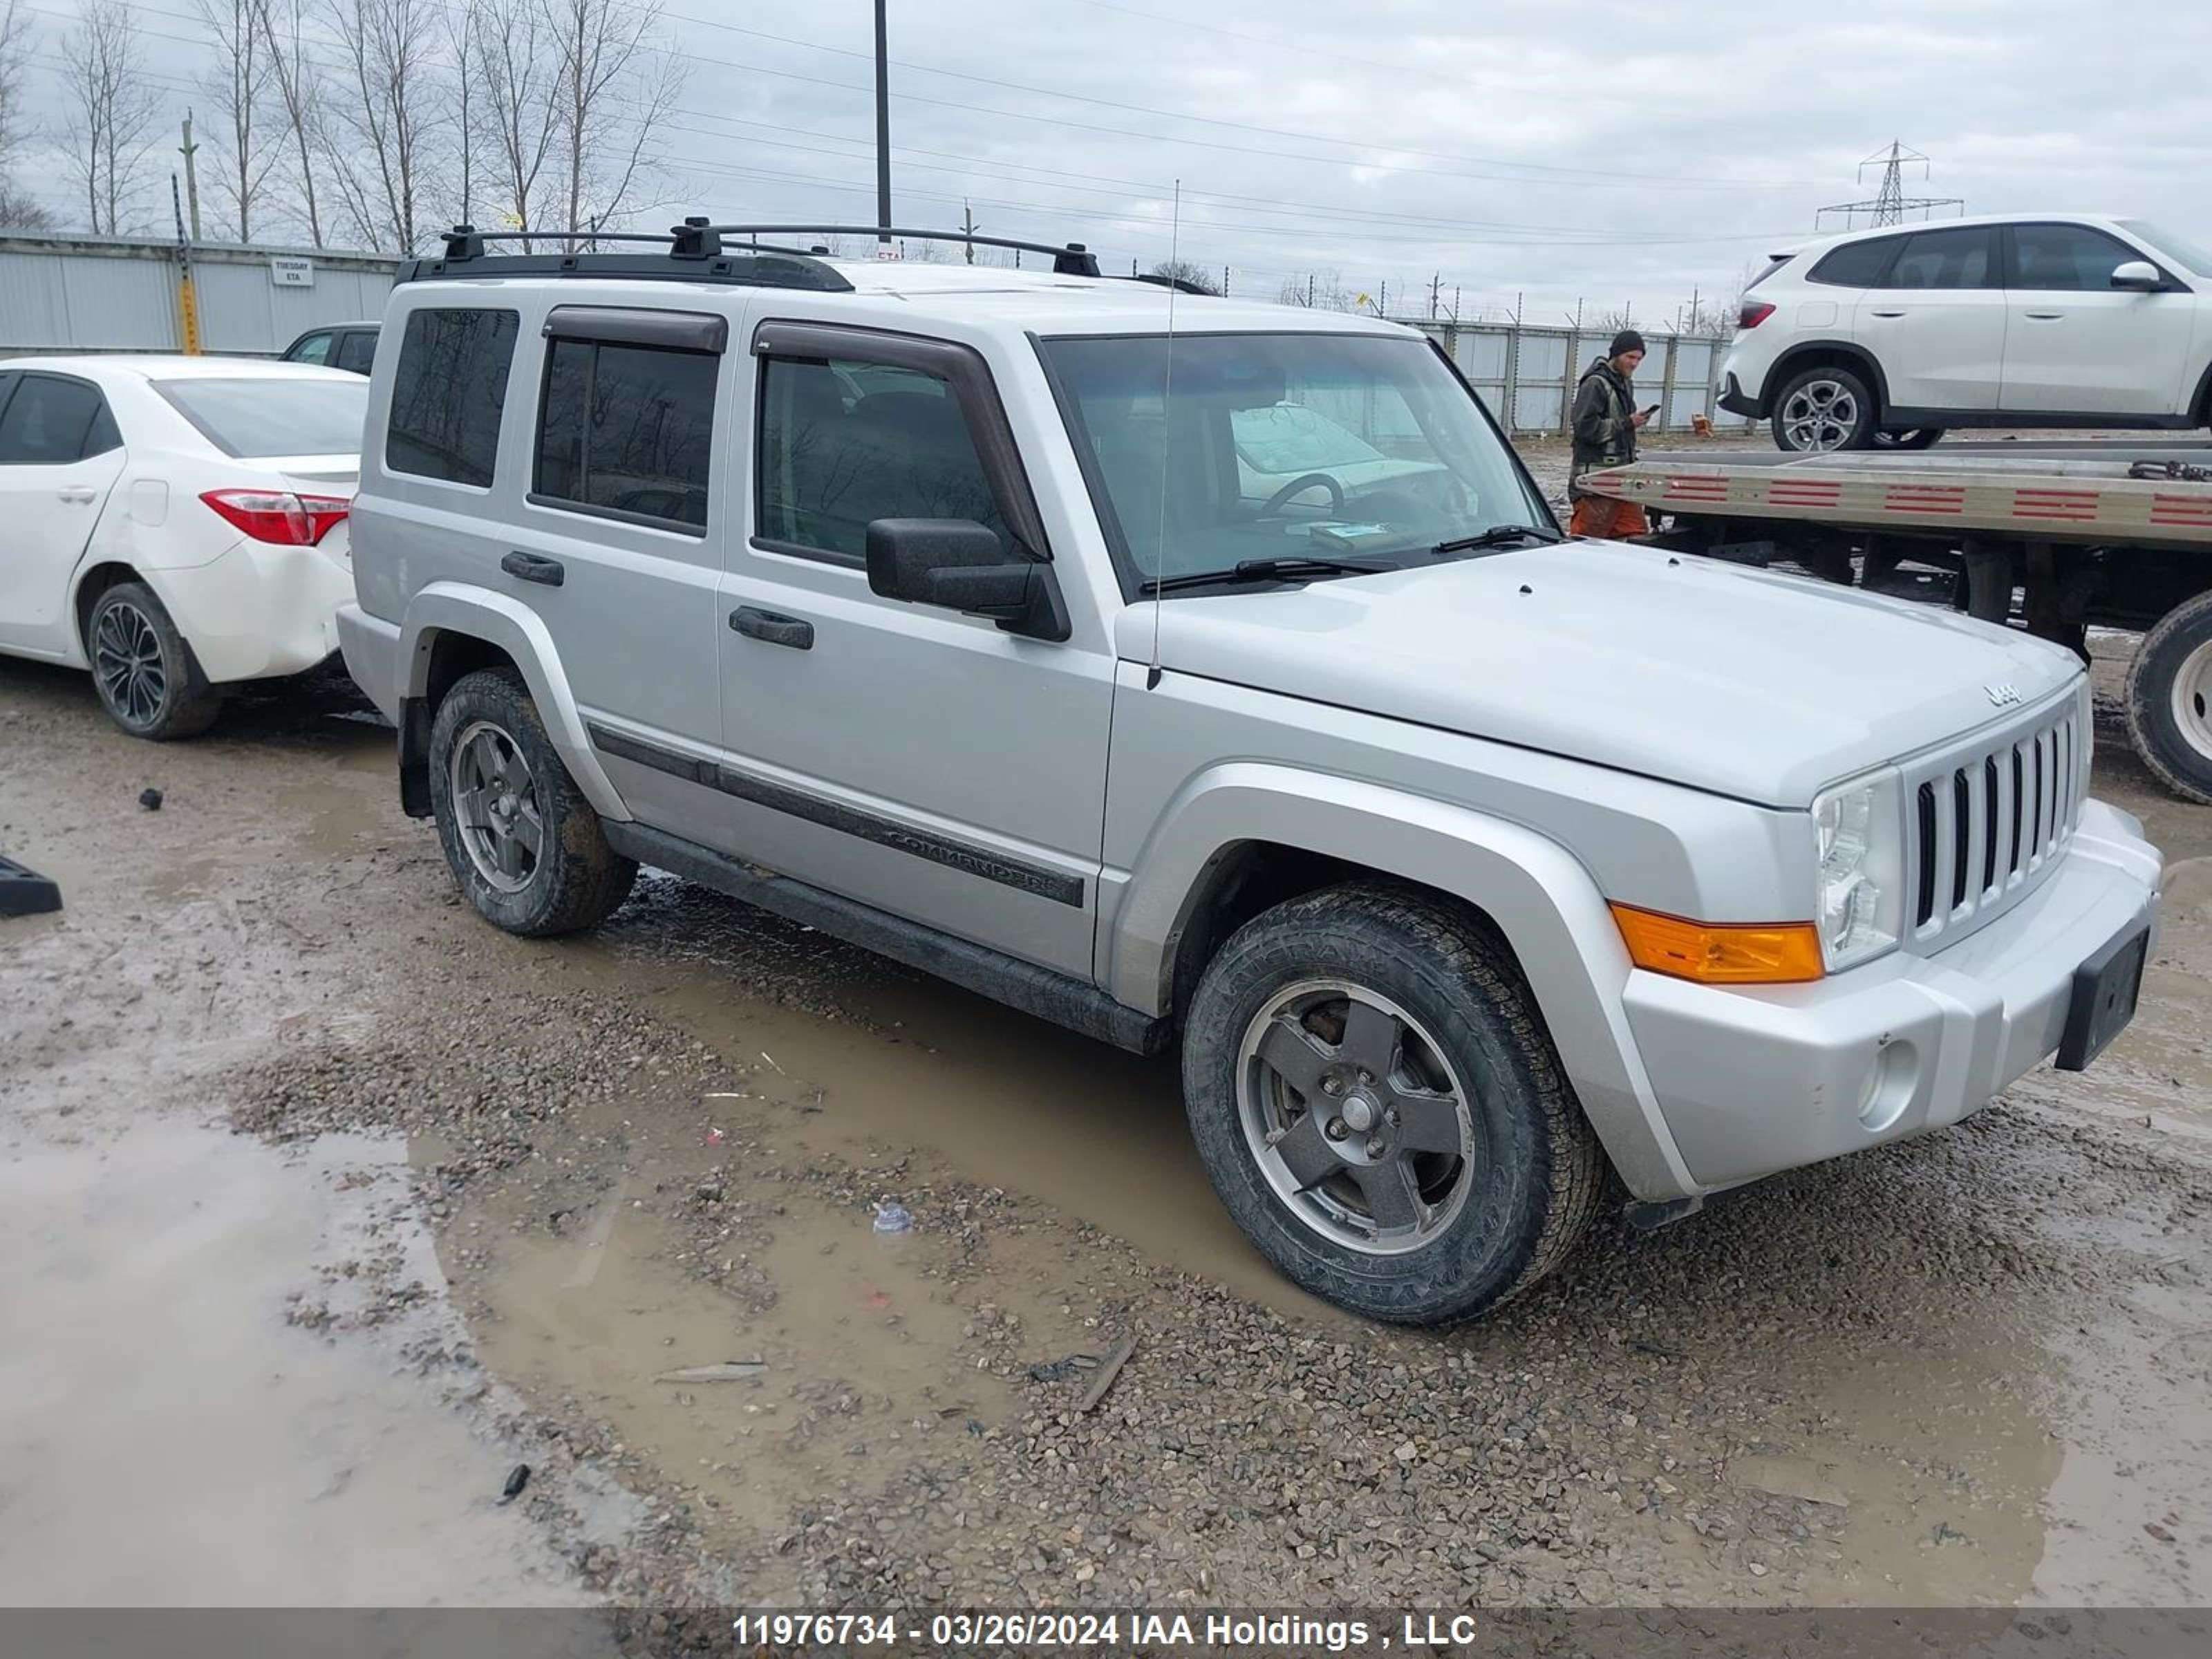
[1580,441,2212,805]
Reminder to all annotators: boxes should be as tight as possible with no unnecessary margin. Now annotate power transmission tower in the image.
[1817,141,1962,229]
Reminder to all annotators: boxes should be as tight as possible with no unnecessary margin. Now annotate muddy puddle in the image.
[0,1114,599,1606]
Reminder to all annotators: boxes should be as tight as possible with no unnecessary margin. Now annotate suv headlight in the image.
[1812,769,1904,971]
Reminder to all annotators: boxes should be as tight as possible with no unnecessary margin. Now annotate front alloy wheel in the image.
[1237,979,1477,1254]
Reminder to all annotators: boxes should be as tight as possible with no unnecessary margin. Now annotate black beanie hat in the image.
[1609,328,1647,359]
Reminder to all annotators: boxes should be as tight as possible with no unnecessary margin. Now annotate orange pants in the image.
[1568,494,1651,541]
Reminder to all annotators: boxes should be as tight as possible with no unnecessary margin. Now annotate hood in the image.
[1116,540,2083,807]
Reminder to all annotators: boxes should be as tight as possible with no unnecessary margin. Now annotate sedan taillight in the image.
[200,489,350,546]
[1738,300,1777,330]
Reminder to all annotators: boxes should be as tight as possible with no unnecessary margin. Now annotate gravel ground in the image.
[3,541,2211,1637]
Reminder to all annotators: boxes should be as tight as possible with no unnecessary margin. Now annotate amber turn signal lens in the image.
[1609,903,1825,985]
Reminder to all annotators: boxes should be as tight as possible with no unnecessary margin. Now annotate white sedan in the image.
[0,355,368,738]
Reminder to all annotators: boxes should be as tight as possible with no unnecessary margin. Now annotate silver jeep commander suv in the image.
[339,223,2162,1324]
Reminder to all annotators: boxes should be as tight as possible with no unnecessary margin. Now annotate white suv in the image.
[1719,214,2212,451]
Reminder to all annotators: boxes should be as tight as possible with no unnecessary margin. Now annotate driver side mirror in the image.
[2110,259,2165,292]
[865,518,1070,642]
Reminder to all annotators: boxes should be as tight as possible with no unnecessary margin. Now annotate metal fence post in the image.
[1501,324,1520,435]
[1559,336,1576,436]
[1657,335,1678,435]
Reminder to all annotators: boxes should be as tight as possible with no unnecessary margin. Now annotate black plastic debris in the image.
[0,856,62,917]
[139,788,163,811]
[499,1463,531,1504]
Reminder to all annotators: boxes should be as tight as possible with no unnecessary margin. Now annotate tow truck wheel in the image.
[2126,589,2212,805]
[1771,365,1877,453]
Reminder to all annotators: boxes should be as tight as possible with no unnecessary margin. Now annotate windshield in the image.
[2117,220,2212,278]
[156,376,371,458]
[1040,332,1549,591]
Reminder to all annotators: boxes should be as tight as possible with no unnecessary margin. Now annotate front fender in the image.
[397,583,632,822]
[1106,763,1697,1201]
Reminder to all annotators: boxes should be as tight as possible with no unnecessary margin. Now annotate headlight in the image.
[1812,769,1904,971]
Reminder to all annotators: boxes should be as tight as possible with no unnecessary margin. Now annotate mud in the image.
[4,575,2211,1618]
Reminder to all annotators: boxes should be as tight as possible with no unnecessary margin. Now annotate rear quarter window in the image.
[385,308,520,486]
[1808,236,1902,288]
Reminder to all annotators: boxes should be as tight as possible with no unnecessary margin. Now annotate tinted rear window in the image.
[1808,236,1902,288]
[386,308,519,486]
[0,375,119,464]
[156,377,370,458]
[533,339,718,530]
[1880,225,1997,290]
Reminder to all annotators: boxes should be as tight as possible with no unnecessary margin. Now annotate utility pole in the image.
[873,0,892,245]
[171,175,202,355]
[960,198,977,264]
[1427,270,1441,319]
[1818,140,1962,229]
[178,111,203,243]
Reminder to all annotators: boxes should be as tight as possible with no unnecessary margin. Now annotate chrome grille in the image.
[1908,691,2087,947]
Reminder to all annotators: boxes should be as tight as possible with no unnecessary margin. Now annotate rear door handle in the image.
[2025,310,2065,320]
[730,606,814,649]
[1867,309,1906,319]
[500,551,564,587]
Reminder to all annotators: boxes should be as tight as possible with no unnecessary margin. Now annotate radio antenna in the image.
[1147,179,1182,691]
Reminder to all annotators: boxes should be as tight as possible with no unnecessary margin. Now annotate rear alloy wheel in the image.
[1771,366,1877,453]
[2127,590,2212,805]
[86,581,222,740]
[427,667,637,935]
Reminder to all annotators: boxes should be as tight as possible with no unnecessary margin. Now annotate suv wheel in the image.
[2126,590,2212,805]
[1181,883,1603,1324]
[86,581,223,740]
[427,668,638,935]
[1772,366,1877,452]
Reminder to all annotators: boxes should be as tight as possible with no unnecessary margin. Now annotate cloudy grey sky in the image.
[12,0,2212,324]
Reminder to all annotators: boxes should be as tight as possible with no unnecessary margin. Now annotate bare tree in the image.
[195,0,279,240]
[324,0,440,251]
[472,0,559,246]
[62,0,164,234]
[254,0,326,246]
[0,0,51,229]
[1149,258,1219,294]
[543,0,684,243]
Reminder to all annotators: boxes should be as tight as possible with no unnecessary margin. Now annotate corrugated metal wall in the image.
[1408,320,1749,435]
[0,236,397,356]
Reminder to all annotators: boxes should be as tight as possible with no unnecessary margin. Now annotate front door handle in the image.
[500,550,565,587]
[730,606,814,650]
[1867,308,1906,319]
[57,487,97,504]
[2025,310,2065,320]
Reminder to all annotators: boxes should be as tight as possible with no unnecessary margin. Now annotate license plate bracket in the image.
[2056,921,2149,1071]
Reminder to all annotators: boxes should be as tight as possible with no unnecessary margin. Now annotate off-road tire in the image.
[1181,882,1604,1324]
[2126,589,2212,805]
[1770,364,1878,453]
[85,581,223,740]
[427,666,637,935]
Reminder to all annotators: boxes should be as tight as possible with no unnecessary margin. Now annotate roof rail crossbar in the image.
[438,224,678,261]
[699,223,1103,277]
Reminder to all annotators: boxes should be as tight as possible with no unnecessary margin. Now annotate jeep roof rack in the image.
[395,221,855,292]
[700,223,1103,278]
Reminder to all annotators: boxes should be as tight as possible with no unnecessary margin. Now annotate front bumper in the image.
[1625,798,2161,1192]
[336,602,404,724]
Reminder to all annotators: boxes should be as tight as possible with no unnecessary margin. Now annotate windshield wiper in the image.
[1430,523,1566,556]
[1138,556,1391,596]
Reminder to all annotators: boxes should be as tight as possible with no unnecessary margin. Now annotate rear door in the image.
[1853,224,2006,413]
[0,373,128,657]
[1998,222,2195,414]
[501,303,737,843]
[333,329,378,375]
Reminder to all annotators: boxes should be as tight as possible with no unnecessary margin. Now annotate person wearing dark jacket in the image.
[1568,329,1652,539]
